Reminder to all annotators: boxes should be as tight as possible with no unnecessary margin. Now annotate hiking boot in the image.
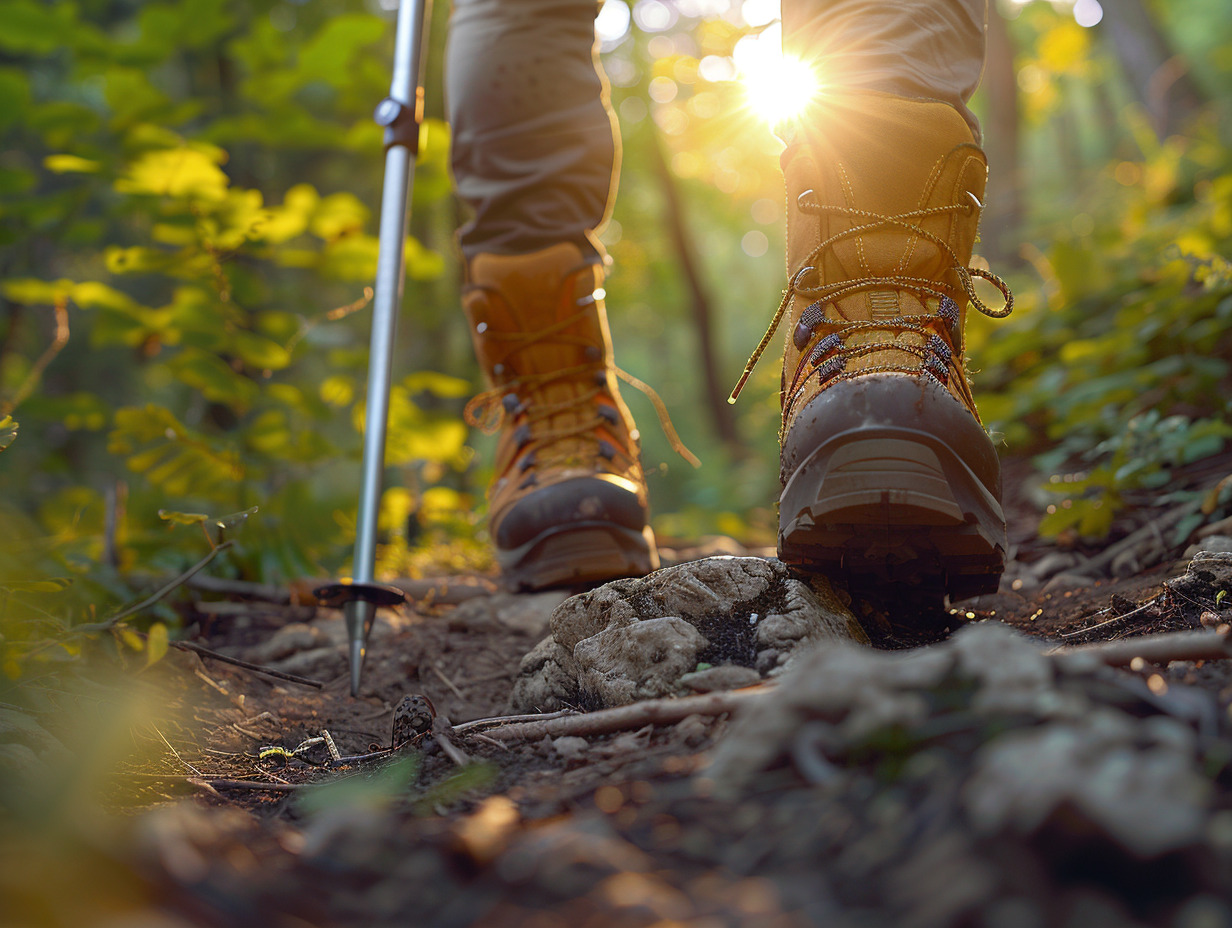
[733,92,1013,600]
[463,243,658,590]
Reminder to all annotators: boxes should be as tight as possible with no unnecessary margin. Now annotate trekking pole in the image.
[316,0,432,696]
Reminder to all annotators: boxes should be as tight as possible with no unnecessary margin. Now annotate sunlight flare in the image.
[739,47,820,127]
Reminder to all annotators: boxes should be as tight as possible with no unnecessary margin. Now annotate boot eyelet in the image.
[584,345,602,363]
[598,440,616,461]
[492,363,506,377]
[513,424,532,449]
[598,405,619,425]
[793,300,827,349]
[809,333,844,366]
[924,355,949,384]
[502,393,522,414]
[796,189,815,209]
[926,334,952,364]
[816,356,845,386]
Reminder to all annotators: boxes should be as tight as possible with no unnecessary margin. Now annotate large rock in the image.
[509,556,865,711]
[708,621,1218,859]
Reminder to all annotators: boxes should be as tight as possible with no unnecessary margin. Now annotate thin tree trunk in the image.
[1099,0,1207,139]
[647,130,740,450]
[981,2,1024,267]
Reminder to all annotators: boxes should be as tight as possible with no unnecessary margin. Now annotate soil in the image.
[4,452,1232,928]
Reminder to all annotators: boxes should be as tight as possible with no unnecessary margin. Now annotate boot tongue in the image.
[784,92,984,305]
[466,243,601,379]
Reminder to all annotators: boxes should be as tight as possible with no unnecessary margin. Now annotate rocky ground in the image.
[4,463,1232,928]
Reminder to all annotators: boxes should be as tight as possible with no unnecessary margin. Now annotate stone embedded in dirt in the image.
[445,590,569,637]
[679,664,762,693]
[965,710,1211,857]
[1184,535,1232,560]
[708,620,1223,862]
[1168,551,1232,613]
[242,622,330,664]
[509,556,863,711]
[573,616,709,707]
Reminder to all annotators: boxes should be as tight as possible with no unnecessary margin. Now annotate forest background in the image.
[2,0,1232,641]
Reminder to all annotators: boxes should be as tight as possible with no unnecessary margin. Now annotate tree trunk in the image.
[1099,0,1208,139]
[981,2,1024,267]
[647,130,740,450]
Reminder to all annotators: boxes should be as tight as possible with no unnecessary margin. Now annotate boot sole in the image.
[498,523,658,592]
[779,430,1006,601]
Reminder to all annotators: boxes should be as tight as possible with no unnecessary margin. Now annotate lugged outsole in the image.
[779,432,1006,601]
[497,523,658,592]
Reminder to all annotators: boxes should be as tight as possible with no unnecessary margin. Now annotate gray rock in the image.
[1042,572,1097,594]
[1169,551,1232,603]
[244,623,328,664]
[550,736,589,762]
[268,645,346,679]
[1183,535,1232,560]
[448,591,569,636]
[679,664,762,693]
[510,556,864,711]
[964,710,1210,857]
[508,635,580,713]
[575,617,708,706]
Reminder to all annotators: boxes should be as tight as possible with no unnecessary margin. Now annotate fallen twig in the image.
[1046,628,1232,666]
[76,542,236,634]
[430,663,466,701]
[451,709,577,734]
[433,727,471,767]
[174,640,324,689]
[188,777,302,792]
[480,686,770,743]
[1077,502,1200,576]
[1059,597,1161,639]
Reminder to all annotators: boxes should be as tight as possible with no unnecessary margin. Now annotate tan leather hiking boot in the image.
[463,243,658,590]
[734,92,1013,600]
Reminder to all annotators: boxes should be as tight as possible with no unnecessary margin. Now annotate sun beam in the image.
[741,52,821,128]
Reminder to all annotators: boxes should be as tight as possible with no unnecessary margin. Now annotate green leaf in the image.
[0,0,82,54]
[230,330,291,371]
[0,416,17,452]
[146,622,169,666]
[110,405,244,498]
[1,278,74,306]
[0,578,72,593]
[43,154,101,174]
[212,506,258,529]
[158,510,209,525]
[167,349,259,410]
[115,147,229,202]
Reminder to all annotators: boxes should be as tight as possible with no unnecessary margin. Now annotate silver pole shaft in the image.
[347,0,431,696]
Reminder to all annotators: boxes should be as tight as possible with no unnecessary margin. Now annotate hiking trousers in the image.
[446,0,987,261]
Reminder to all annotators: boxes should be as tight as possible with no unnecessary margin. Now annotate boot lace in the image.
[728,189,1013,406]
[464,304,700,471]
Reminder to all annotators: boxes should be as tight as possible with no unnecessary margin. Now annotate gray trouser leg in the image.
[445,0,988,260]
[783,0,988,138]
[446,0,618,262]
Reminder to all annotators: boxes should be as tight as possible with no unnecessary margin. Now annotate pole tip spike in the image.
[349,638,365,697]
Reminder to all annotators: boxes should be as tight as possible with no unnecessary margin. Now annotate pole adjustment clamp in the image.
[374,91,423,153]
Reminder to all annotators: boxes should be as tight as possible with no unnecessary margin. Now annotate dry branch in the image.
[174,640,324,689]
[1046,628,1232,666]
[475,686,769,743]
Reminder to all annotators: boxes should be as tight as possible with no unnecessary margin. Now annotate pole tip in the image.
[349,638,365,697]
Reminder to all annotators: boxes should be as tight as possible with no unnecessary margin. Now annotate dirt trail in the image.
[4,491,1232,927]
